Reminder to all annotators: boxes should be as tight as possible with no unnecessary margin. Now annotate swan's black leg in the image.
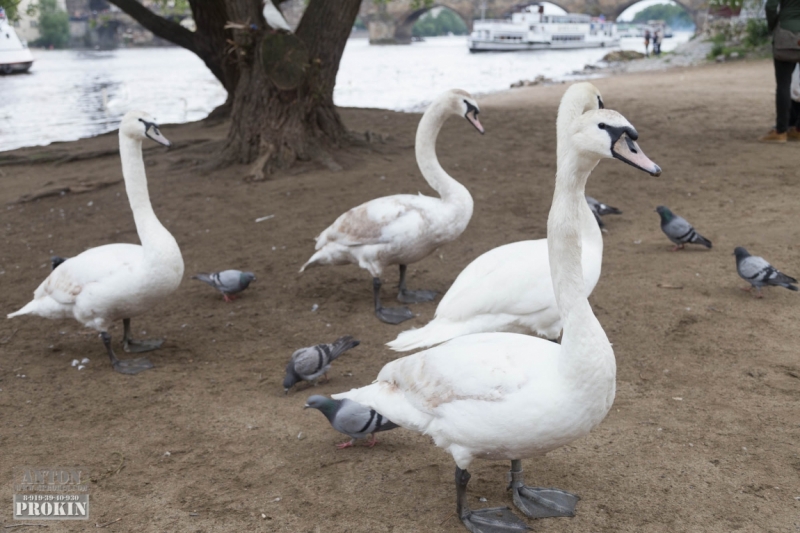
[456,467,529,533]
[397,264,437,304]
[373,277,413,324]
[122,318,164,353]
[507,459,579,519]
[101,331,154,375]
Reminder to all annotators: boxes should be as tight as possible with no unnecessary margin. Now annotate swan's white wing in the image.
[34,243,143,304]
[436,240,554,319]
[316,195,435,249]
[336,333,561,434]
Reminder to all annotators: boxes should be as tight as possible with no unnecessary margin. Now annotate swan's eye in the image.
[598,123,606,129]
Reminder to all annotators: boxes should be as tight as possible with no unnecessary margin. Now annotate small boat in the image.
[0,7,34,74]
[468,4,619,53]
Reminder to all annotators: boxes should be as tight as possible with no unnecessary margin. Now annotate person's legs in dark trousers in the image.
[790,101,800,129]
[774,59,796,133]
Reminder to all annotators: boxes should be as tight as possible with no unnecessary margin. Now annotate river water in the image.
[0,33,690,152]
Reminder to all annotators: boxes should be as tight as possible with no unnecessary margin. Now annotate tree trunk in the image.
[221,0,362,179]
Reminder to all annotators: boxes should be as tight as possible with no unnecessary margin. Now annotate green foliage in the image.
[743,18,769,47]
[631,3,694,30]
[35,0,70,48]
[0,0,20,20]
[412,8,467,38]
[0,0,35,21]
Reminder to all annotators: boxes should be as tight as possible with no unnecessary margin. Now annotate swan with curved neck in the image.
[299,89,484,324]
[334,89,660,532]
[388,83,620,351]
[8,111,183,374]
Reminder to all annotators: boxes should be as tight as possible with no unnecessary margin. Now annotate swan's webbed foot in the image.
[373,277,414,324]
[507,461,579,519]
[101,332,154,375]
[397,288,437,304]
[123,339,164,353]
[113,357,155,375]
[376,306,414,325]
[456,467,530,533]
[122,318,164,353]
[396,264,437,304]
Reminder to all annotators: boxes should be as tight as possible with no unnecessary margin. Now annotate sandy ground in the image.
[1,59,799,533]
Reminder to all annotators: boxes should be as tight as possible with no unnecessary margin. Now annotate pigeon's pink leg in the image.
[671,244,684,252]
[740,287,752,292]
[754,288,764,299]
[336,440,355,449]
[223,294,233,302]
[365,434,379,448]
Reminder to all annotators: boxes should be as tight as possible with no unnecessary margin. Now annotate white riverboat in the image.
[0,7,34,74]
[468,5,619,53]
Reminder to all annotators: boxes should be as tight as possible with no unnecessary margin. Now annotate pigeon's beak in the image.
[303,403,310,409]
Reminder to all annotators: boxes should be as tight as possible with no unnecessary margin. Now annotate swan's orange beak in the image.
[612,134,660,176]
[465,110,485,135]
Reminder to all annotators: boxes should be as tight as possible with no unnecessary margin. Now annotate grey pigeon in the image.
[304,395,398,448]
[655,206,712,251]
[192,270,256,302]
[51,256,68,270]
[734,247,797,297]
[283,336,360,393]
[586,195,622,229]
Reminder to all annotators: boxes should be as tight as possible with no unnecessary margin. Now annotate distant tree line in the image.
[632,3,694,30]
[413,8,467,37]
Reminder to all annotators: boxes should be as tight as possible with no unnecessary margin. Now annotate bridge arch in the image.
[359,0,708,44]
[395,4,472,43]
[612,0,701,31]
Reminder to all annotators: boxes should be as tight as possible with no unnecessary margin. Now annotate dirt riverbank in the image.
[1,59,798,532]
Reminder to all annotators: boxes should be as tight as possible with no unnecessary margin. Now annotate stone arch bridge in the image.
[360,0,707,44]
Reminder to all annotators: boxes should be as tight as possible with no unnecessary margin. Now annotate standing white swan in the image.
[299,89,484,324]
[387,83,610,351]
[334,88,660,532]
[8,111,183,375]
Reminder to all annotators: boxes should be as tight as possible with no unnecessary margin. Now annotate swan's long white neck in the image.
[415,102,473,209]
[548,99,615,398]
[118,133,172,254]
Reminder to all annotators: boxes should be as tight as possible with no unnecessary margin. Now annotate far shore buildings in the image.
[12,0,67,43]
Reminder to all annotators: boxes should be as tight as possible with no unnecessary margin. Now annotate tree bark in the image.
[221,0,362,178]
[106,0,362,177]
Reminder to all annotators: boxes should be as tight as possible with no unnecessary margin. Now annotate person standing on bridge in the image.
[760,0,800,142]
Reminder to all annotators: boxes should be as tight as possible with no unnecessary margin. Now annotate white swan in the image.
[8,111,183,375]
[334,86,660,531]
[387,83,608,351]
[300,89,484,324]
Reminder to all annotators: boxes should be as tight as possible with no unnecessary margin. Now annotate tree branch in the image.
[106,0,197,54]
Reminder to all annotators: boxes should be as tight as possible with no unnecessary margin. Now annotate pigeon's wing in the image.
[738,255,771,282]
[291,346,328,378]
[764,265,798,286]
[332,400,386,439]
[216,270,243,293]
[596,201,622,216]
[663,216,695,243]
